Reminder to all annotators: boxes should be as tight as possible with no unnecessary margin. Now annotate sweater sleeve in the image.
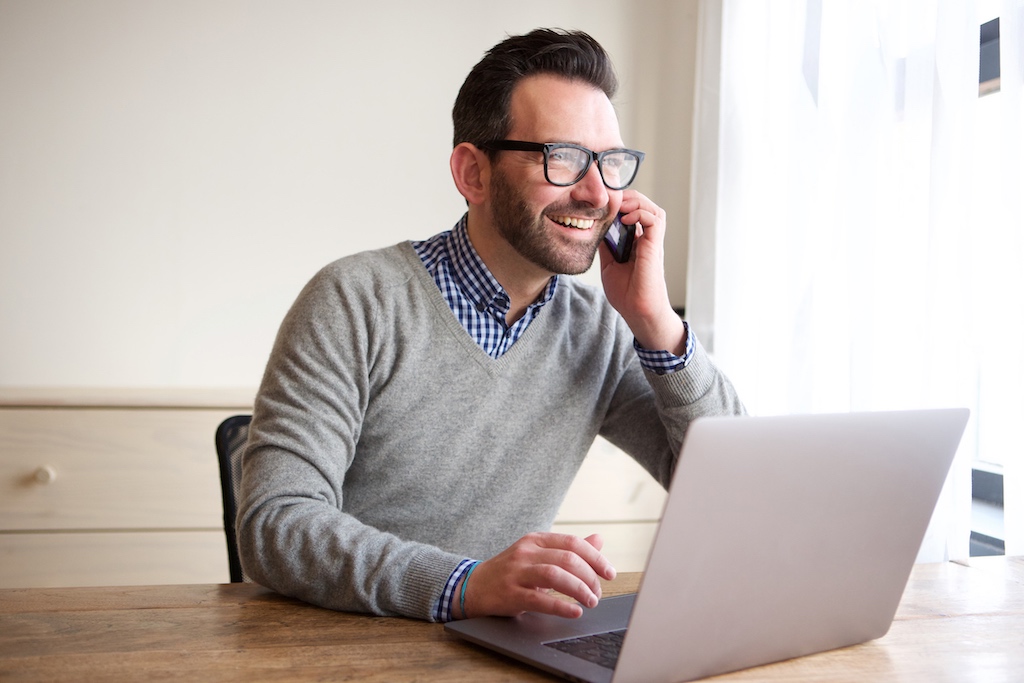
[235,258,463,621]
[600,323,746,488]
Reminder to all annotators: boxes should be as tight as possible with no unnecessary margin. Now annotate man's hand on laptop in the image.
[457,532,617,619]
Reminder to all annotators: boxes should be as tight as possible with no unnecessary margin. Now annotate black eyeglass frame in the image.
[478,140,645,190]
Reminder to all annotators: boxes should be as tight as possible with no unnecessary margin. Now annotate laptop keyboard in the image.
[544,629,626,669]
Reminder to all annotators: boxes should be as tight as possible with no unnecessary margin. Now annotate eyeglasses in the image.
[479,140,645,191]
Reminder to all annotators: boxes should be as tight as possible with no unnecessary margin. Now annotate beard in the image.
[490,166,609,276]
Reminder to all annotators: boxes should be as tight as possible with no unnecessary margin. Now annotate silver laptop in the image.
[445,408,969,683]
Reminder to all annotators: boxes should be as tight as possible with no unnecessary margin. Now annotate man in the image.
[237,28,744,623]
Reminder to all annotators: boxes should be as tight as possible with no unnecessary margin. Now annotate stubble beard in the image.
[490,166,608,276]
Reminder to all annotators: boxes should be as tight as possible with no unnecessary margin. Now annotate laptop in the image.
[445,408,970,683]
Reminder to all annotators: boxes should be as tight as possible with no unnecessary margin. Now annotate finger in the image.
[524,558,601,608]
[542,533,617,581]
[528,535,618,605]
[617,189,645,216]
[618,193,659,225]
[519,588,586,619]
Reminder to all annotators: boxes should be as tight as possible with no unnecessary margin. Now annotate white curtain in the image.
[689,0,1023,560]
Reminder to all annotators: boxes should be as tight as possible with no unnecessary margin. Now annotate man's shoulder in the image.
[302,242,429,298]
[292,242,426,316]
[317,242,419,282]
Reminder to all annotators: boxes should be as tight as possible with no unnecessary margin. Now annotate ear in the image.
[450,142,489,206]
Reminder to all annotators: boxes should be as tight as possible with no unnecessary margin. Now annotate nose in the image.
[569,160,610,208]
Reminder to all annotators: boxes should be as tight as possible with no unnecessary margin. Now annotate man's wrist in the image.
[628,309,687,357]
[635,321,694,375]
[456,561,481,619]
[437,558,476,622]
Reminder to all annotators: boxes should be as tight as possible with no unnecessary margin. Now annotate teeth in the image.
[552,216,596,230]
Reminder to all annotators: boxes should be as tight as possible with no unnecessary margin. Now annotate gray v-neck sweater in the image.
[237,242,744,620]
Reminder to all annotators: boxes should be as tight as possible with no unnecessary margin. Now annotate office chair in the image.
[215,414,252,583]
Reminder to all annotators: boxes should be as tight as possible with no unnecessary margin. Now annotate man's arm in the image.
[235,260,469,620]
[598,190,745,482]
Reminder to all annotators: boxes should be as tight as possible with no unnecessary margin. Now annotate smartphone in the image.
[603,213,636,263]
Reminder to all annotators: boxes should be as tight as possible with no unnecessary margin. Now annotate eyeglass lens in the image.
[546,146,639,190]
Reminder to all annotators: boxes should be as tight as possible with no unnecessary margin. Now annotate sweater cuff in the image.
[397,548,468,622]
[644,337,719,407]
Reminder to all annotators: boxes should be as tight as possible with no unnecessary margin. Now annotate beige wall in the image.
[0,0,700,388]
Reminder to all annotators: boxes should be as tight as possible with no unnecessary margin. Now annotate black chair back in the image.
[215,414,252,583]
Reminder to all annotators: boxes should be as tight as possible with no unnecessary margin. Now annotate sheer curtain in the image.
[688,0,1023,560]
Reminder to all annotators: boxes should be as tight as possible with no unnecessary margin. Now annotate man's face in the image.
[487,75,625,276]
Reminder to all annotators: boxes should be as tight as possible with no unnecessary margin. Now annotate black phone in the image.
[603,213,636,263]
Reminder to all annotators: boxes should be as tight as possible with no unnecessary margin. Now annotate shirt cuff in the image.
[634,321,695,375]
[434,558,477,622]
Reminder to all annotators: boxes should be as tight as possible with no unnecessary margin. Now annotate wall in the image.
[0,0,700,388]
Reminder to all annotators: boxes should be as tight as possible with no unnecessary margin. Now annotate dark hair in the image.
[452,28,618,151]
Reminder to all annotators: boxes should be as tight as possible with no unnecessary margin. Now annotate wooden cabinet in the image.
[0,388,663,587]
[554,437,666,572]
[0,388,252,588]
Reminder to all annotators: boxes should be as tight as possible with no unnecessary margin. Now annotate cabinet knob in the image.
[34,465,58,484]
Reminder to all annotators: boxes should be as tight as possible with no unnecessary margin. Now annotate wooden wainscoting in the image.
[1,388,663,587]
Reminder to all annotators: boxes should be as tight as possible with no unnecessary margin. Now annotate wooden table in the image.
[2,557,1022,682]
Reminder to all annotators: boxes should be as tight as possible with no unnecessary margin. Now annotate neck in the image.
[465,214,553,325]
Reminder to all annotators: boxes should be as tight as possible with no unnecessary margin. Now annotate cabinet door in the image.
[0,409,234,530]
[553,438,667,572]
[556,437,667,523]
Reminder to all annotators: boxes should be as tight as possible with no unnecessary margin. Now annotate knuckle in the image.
[521,531,545,547]
[555,548,582,570]
[521,590,553,613]
[507,547,532,568]
[554,533,584,551]
[536,563,561,584]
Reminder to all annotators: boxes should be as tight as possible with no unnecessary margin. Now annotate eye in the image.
[548,146,588,170]
[547,148,572,164]
[602,155,624,170]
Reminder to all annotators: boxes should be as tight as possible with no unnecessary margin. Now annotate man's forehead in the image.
[506,74,624,148]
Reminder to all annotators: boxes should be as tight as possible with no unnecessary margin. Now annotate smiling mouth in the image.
[550,215,597,230]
